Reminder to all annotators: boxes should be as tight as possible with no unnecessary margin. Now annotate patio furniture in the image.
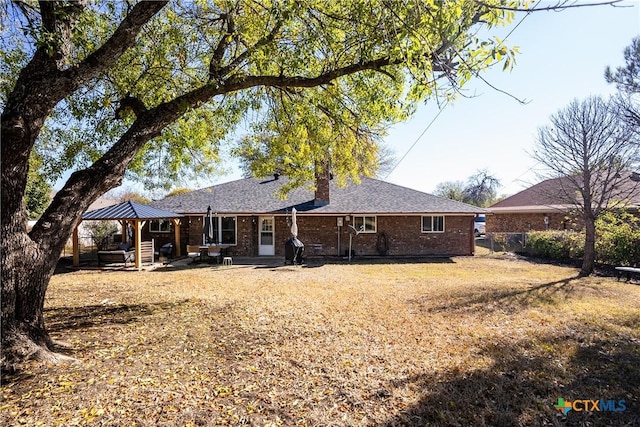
[222,257,232,266]
[187,245,202,263]
[207,245,221,264]
[615,266,640,282]
[97,249,135,266]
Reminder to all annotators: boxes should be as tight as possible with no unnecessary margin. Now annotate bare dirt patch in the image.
[2,257,639,426]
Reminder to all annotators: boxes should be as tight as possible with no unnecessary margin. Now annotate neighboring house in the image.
[487,173,640,233]
[29,192,120,247]
[148,174,485,258]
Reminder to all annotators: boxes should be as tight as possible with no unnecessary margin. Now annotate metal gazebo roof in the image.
[74,201,183,269]
[82,201,183,220]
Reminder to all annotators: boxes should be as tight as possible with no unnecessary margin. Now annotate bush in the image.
[526,230,584,261]
[595,211,640,267]
[86,221,119,251]
[524,211,640,267]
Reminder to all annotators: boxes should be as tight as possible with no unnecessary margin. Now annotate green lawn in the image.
[2,256,639,426]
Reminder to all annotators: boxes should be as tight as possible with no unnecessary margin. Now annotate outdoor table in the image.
[199,245,231,261]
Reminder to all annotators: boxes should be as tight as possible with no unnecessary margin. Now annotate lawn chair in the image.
[187,245,201,263]
[207,245,221,264]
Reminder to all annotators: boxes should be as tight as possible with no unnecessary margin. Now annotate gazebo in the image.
[74,201,183,270]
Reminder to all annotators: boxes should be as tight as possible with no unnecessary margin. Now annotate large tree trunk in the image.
[1,229,61,369]
[1,1,168,371]
[1,0,436,369]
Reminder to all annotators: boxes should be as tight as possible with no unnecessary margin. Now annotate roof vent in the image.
[274,172,280,180]
[630,172,640,182]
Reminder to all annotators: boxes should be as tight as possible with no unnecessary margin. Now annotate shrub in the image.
[85,221,119,251]
[595,211,640,267]
[525,230,584,261]
[524,211,640,267]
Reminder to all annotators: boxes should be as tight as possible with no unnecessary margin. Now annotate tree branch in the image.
[475,0,625,13]
[63,1,168,89]
[209,12,235,81]
[215,15,286,81]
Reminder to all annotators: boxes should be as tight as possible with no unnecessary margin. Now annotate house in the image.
[487,173,640,233]
[147,174,485,258]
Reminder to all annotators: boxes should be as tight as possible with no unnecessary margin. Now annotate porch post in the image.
[120,220,128,243]
[134,219,142,270]
[72,222,81,266]
[172,218,181,257]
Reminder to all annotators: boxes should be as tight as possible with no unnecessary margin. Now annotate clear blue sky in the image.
[383,0,639,197]
[98,1,639,199]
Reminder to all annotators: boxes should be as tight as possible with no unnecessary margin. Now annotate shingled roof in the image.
[150,176,484,215]
[490,173,640,213]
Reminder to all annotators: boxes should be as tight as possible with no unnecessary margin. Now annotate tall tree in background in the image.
[433,170,500,207]
[434,180,467,202]
[462,169,501,207]
[531,96,639,276]
[0,0,611,368]
[605,36,640,132]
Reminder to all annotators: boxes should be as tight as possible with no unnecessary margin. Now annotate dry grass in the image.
[2,255,639,426]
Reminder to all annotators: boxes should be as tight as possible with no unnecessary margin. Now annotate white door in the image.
[258,217,275,256]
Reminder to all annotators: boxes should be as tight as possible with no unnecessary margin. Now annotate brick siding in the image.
[486,212,582,233]
[149,214,476,258]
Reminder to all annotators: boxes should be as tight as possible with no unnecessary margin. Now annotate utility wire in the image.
[383,1,541,183]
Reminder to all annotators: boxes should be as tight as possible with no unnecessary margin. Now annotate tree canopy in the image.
[605,36,640,134]
[2,0,523,192]
[433,169,500,207]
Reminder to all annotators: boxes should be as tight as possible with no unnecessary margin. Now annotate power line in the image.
[383,1,540,182]
[383,102,449,180]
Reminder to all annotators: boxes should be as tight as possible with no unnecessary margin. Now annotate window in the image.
[220,216,236,245]
[149,219,171,233]
[353,215,376,233]
[422,216,445,233]
[204,216,237,245]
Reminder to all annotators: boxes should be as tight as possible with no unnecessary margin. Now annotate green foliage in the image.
[605,36,640,95]
[164,187,192,198]
[2,0,524,192]
[85,221,118,251]
[525,212,640,267]
[116,191,151,205]
[595,210,640,267]
[525,230,584,261]
[24,153,52,219]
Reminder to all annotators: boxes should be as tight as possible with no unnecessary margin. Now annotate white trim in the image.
[258,216,275,256]
[352,215,377,233]
[202,215,238,245]
[421,215,445,233]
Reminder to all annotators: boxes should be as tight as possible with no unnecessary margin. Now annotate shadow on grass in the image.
[381,332,640,426]
[44,299,190,333]
[414,276,591,315]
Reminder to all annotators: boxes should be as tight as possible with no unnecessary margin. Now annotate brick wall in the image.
[314,165,330,206]
[486,212,582,233]
[291,215,474,257]
[151,214,476,258]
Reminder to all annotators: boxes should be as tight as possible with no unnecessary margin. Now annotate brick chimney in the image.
[314,161,331,207]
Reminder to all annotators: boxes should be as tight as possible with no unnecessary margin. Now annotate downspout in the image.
[337,222,341,257]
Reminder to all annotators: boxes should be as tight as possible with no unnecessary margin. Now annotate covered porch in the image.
[74,201,183,270]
